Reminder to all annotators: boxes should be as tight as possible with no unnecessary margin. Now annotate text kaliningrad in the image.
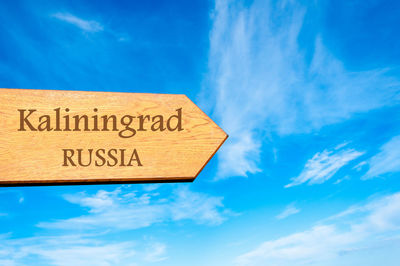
[17,108,183,167]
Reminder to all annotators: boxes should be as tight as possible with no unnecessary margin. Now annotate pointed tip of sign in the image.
[179,94,229,181]
[193,132,228,181]
[182,94,228,134]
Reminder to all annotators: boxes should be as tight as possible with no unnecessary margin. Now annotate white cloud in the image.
[0,234,165,266]
[38,185,230,231]
[236,192,400,266]
[142,184,162,192]
[353,161,367,171]
[0,185,231,265]
[276,203,300,220]
[203,0,400,179]
[52,13,103,32]
[285,145,364,188]
[0,185,230,265]
[143,242,168,263]
[333,175,350,185]
[363,135,400,179]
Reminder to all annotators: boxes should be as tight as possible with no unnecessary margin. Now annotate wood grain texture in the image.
[0,88,227,186]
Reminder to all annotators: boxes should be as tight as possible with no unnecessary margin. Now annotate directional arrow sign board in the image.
[0,89,227,186]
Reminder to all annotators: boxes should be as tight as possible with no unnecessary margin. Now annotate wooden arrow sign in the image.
[0,89,227,186]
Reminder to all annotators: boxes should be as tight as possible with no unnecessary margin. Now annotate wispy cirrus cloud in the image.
[0,185,231,265]
[52,12,103,32]
[38,185,231,231]
[144,242,168,263]
[363,135,400,179]
[236,192,400,266]
[204,0,400,179]
[0,185,232,265]
[0,234,166,266]
[276,203,300,220]
[285,144,364,188]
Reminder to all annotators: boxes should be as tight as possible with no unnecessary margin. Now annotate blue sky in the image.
[1,0,400,265]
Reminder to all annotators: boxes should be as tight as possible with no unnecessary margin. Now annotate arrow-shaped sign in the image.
[0,89,227,186]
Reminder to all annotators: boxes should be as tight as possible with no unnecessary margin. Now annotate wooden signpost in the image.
[0,88,227,186]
